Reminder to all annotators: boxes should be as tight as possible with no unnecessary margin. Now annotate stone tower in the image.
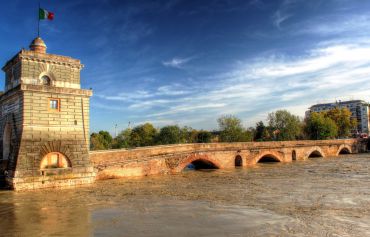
[0,37,95,190]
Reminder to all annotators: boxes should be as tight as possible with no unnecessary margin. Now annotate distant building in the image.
[307,100,370,135]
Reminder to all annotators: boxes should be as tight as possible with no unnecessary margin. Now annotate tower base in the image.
[5,167,96,191]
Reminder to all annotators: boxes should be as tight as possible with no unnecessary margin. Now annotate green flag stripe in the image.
[39,9,47,20]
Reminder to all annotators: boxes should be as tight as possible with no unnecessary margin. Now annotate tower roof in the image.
[29,37,47,53]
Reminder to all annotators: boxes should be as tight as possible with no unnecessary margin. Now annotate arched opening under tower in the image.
[308,150,323,158]
[40,152,71,170]
[257,155,280,163]
[2,124,12,160]
[235,155,243,167]
[338,148,351,155]
[292,150,297,161]
[185,159,219,170]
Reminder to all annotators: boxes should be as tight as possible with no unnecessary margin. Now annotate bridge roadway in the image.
[89,139,365,180]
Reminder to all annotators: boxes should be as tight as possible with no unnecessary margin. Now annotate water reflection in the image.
[0,190,91,236]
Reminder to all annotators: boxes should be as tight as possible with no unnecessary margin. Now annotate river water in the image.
[0,153,369,237]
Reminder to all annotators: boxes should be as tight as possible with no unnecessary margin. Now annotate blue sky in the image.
[2,0,370,134]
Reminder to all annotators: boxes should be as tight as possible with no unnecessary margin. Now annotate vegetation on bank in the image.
[90,108,358,150]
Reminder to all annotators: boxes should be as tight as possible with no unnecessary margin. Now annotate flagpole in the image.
[37,2,40,37]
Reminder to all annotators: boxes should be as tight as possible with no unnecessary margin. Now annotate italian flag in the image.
[39,8,54,20]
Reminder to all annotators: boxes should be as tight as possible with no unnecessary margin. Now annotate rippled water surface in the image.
[1,154,370,237]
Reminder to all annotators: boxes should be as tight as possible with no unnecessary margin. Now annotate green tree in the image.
[112,128,132,149]
[156,125,184,144]
[267,110,302,141]
[188,129,200,143]
[90,130,113,150]
[325,107,357,137]
[254,121,267,141]
[90,133,104,150]
[217,115,249,142]
[304,112,338,140]
[196,130,212,143]
[242,129,254,142]
[180,126,193,143]
[130,123,157,147]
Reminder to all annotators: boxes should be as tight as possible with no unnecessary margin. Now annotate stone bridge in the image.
[90,139,365,180]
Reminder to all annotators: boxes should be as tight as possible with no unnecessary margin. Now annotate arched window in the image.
[40,152,71,170]
[41,75,51,86]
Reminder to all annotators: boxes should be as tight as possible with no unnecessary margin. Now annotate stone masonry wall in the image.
[7,85,94,190]
[20,59,81,88]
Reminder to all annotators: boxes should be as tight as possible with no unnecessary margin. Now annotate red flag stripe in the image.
[47,12,54,20]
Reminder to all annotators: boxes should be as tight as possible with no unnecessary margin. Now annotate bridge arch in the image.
[40,152,71,170]
[305,146,325,159]
[176,154,221,171]
[292,150,297,161]
[336,144,352,155]
[254,151,283,164]
[235,155,243,167]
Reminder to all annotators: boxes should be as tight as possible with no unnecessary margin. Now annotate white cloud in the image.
[157,84,191,96]
[272,10,293,29]
[94,40,370,130]
[246,44,370,78]
[96,90,152,102]
[128,99,173,109]
[272,0,301,29]
[162,57,193,68]
[150,103,227,117]
[298,15,370,36]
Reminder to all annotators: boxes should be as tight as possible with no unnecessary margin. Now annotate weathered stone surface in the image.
[90,139,366,179]
[0,38,95,191]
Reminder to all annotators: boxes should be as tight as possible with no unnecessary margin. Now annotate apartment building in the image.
[308,100,370,135]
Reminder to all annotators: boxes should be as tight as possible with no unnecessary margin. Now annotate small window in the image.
[48,98,60,111]
[41,75,51,85]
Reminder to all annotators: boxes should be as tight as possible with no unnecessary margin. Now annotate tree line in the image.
[90,108,357,150]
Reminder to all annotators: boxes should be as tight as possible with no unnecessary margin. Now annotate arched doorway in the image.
[257,155,280,163]
[235,155,243,167]
[2,123,12,160]
[185,159,219,170]
[40,152,71,170]
[308,150,323,158]
[292,150,296,161]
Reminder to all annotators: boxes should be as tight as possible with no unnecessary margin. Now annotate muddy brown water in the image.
[0,154,370,237]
